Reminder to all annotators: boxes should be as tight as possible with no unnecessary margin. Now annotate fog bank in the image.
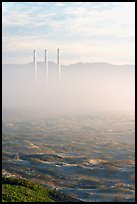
[2,62,135,116]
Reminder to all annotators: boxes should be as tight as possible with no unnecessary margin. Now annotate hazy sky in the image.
[2,2,135,65]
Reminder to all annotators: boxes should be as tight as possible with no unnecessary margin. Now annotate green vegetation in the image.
[2,176,54,202]
[2,176,81,202]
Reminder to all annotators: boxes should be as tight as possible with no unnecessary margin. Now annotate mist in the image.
[2,62,135,118]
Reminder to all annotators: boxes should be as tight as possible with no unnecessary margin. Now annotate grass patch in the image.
[2,176,82,202]
[2,176,54,202]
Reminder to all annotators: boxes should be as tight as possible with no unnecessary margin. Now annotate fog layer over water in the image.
[2,62,135,202]
[2,62,135,116]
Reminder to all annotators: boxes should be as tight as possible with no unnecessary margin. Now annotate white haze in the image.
[2,62,135,117]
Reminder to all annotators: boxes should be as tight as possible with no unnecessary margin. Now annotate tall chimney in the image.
[45,49,48,82]
[34,49,37,82]
[57,48,61,81]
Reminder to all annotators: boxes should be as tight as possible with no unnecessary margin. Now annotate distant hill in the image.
[2,61,135,77]
[2,61,135,70]
[2,61,135,83]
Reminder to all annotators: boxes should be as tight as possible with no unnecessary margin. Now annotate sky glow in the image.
[2,2,135,65]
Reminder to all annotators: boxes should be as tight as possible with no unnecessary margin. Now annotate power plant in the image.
[33,49,61,83]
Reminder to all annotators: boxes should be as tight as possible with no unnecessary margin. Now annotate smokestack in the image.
[33,49,37,82]
[57,48,61,81]
[45,49,48,83]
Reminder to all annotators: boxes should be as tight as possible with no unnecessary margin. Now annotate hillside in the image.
[2,176,82,202]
